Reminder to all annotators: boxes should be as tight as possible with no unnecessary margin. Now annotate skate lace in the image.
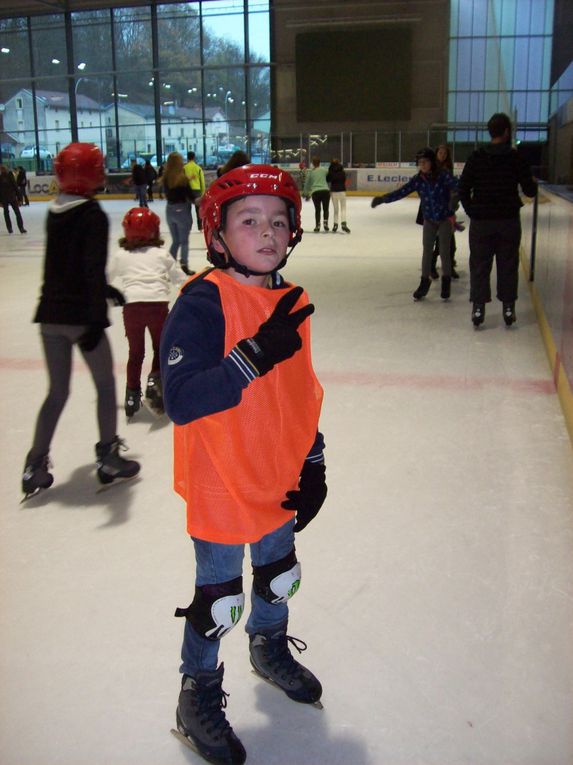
[114,437,129,453]
[266,634,308,680]
[197,685,232,739]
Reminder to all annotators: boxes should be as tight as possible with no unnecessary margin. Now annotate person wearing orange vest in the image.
[160,165,326,765]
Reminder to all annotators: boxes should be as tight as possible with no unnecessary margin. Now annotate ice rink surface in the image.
[1,196,572,765]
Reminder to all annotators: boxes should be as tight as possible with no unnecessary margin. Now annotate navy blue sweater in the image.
[458,143,537,220]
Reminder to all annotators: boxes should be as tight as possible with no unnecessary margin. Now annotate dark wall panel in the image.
[295,29,412,122]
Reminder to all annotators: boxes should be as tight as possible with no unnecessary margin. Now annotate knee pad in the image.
[175,576,244,641]
[252,549,301,605]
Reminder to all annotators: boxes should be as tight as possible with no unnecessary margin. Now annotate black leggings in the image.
[2,201,24,233]
[312,191,330,227]
[29,323,117,459]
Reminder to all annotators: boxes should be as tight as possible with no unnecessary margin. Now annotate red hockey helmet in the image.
[54,142,106,196]
[122,207,161,243]
[200,164,303,262]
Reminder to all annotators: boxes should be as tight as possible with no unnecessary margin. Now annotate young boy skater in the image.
[160,165,327,765]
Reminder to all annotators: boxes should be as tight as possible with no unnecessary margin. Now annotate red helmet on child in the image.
[200,164,303,264]
[54,143,105,196]
[122,207,161,243]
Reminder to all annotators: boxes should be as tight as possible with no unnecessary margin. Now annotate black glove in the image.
[106,285,126,306]
[235,286,314,377]
[371,196,385,208]
[78,324,104,352]
[282,462,327,532]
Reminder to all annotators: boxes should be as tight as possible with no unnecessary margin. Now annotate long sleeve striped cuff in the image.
[228,344,260,383]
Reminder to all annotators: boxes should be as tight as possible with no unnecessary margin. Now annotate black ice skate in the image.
[125,386,141,420]
[95,436,140,485]
[332,223,338,233]
[341,222,351,233]
[144,372,164,416]
[172,664,246,765]
[249,626,323,707]
[472,302,485,328]
[413,277,431,301]
[22,452,53,500]
[503,302,516,326]
[323,221,329,231]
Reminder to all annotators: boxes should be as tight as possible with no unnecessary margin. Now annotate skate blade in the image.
[20,488,45,504]
[142,398,164,418]
[96,474,141,494]
[250,669,323,709]
[170,727,201,755]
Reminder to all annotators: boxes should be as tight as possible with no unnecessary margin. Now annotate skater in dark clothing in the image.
[0,165,26,233]
[458,113,537,327]
[131,161,148,208]
[372,148,458,301]
[326,158,350,233]
[160,164,327,765]
[22,143,140,499]
[144,160,158,203]
[16,166,30,205]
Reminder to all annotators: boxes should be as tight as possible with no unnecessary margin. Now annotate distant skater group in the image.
[371,112,537,328]
[302,156,351,233]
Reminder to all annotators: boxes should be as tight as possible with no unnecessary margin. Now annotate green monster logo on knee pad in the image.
[288,579,300,598]
[230,603,244,625]
[269,562,302,604]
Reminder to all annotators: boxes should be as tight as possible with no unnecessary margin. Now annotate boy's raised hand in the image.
[236,286,314,377]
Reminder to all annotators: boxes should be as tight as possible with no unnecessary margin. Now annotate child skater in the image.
[160,164,327,765]
[430,144,461,280]
[22,143,140,499]
[303,156,330,232]
[107,207,187,420]
[372,147,458,301]
[326,158,351,233]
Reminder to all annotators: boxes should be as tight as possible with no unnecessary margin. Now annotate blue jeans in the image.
[166,201,192,266]
[180,519,295,676]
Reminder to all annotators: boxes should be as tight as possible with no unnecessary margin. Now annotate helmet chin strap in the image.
[214,232,299,278]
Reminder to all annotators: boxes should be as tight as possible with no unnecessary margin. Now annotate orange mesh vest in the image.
[173,270,324,544]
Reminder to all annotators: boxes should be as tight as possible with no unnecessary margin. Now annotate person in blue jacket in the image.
[372,147,458,301]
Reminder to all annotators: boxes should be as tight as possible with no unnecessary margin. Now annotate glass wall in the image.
[0,0,271,171]
[448,0,554,141]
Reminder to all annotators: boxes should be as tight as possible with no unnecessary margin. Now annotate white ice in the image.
[1,196,572,765]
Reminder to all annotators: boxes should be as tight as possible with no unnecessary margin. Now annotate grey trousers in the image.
[468,217,521,303]
[29,323,117,459]
[422,220,452,278]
